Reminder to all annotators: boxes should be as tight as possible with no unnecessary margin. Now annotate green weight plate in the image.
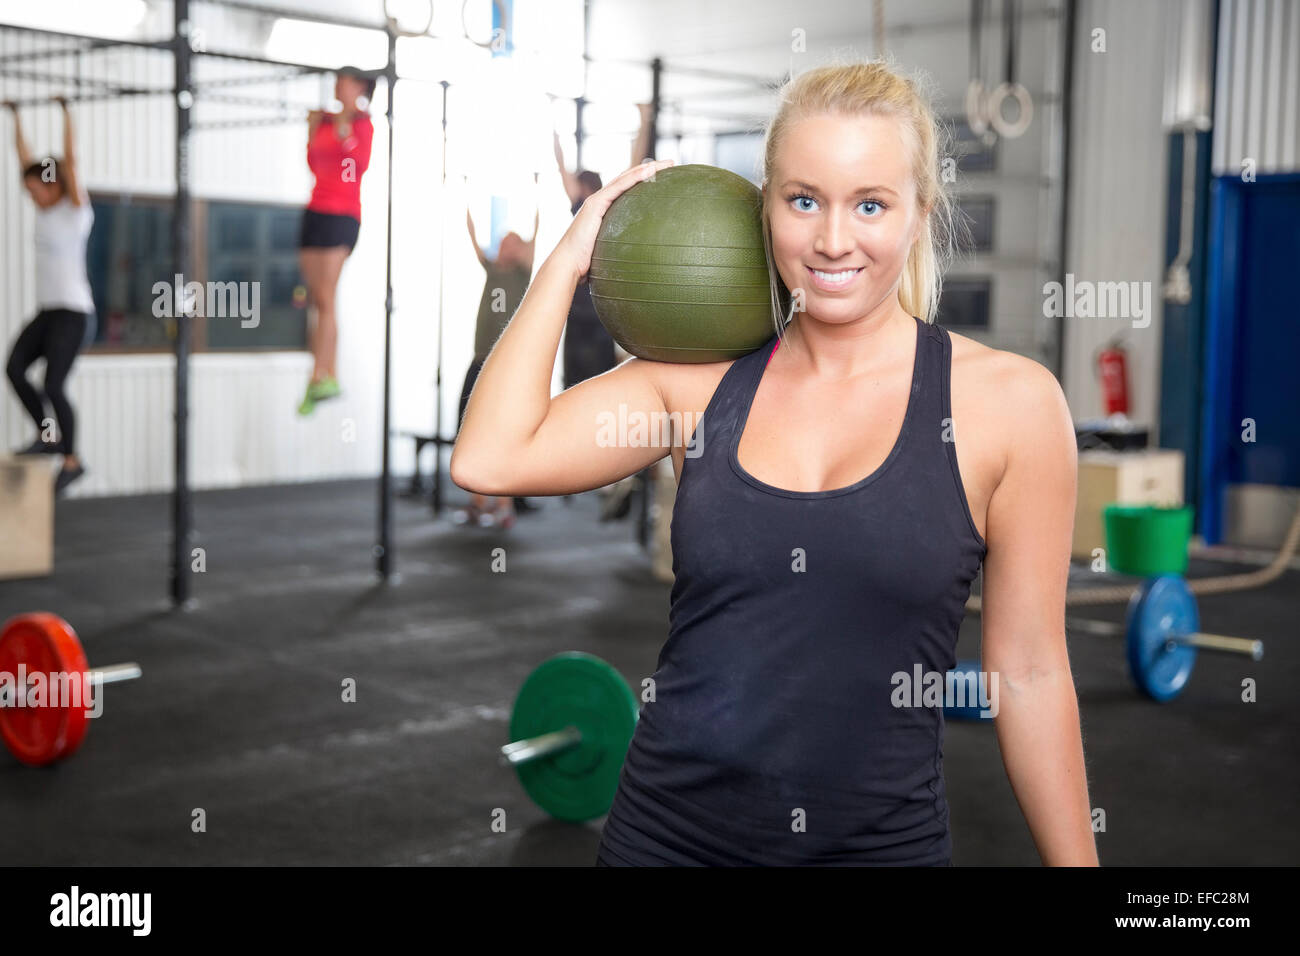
[509,652,639,822]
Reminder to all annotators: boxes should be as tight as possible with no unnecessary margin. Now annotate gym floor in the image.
[0,479,1295,865]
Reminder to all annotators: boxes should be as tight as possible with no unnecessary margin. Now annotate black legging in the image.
[6,309,88,455]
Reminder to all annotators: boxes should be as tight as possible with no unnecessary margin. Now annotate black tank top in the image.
[596,316,987,865]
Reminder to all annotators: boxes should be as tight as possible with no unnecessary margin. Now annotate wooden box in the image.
[1073,449,1184,560]
[0,456,54,580]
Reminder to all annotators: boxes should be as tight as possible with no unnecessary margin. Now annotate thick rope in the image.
[965,501,1300,614]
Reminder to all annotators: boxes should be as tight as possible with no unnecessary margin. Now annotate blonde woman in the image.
[453,61,1094,866]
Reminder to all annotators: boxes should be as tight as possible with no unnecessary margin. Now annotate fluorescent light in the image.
[2,0,147,39]
[265,18,388,71]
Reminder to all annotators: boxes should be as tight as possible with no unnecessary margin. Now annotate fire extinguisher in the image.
[1096,336,1129,416]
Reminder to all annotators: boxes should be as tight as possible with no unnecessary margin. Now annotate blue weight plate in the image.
[943,658,992,720]
[1125,574,1198,701]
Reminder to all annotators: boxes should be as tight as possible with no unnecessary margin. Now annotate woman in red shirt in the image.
[297,66,376,415]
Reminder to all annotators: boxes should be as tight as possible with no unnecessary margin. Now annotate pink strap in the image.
[765,337,780,368]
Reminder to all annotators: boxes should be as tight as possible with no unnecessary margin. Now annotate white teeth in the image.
[812,268,860,285]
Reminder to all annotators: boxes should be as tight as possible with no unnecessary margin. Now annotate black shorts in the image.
[299,209,360,251]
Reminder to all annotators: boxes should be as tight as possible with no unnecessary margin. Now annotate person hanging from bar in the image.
[3,97,93,494]
[453,179,541,530]
[296,66,377,416]
[552,103,655,521]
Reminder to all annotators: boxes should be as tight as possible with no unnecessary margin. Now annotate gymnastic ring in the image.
[384,0,435,37]
[965,78,990,138]
[462,0,509,50]
[988,81,1033,139]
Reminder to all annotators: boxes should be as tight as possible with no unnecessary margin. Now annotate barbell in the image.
[500,652,639,822]
[944,574,1266,719]
[0,614,141,766]
[504,574,1269,818]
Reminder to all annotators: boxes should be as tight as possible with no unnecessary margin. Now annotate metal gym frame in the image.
[0,2,396,607]
[1,0,781,605]
[410,50,783,534]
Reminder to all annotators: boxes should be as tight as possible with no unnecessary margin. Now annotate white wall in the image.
[1059,0,1172,430]
[4,0,1207,499]
[584,0,1070,368]
[1212,0,1300,175]
[1,4,573,499]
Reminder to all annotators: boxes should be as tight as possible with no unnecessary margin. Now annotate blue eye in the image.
[787,192,887,216]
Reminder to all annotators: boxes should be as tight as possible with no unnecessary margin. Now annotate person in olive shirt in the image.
[454,204,537,529]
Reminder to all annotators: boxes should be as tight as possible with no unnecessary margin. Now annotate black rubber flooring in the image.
[0,479,1295,865]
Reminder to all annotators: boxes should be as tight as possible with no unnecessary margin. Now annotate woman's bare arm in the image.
[630,103,654,166]
[55,99,84,206]
[451,158,675,497]
[980,355,1098,866]
[553,130,583,207]
[465,208,489,269]
[5,101,34,171]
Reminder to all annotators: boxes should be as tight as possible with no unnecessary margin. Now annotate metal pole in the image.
[1068,617,1264,659]
[0,664,142,708]
[649,57,661,159]
[0,40,120,67]
[191,47,342,73]
[632,58,663,549]
[0,88,172,109]
[0,22,169,53]
[1176,632,1264,659]
[574,95,586,170]
[431,79,449,515]
[1052,0,1075,381]
[499,726,583,766]
[377,26,397,580]
[171,0,194,608]
[577,0,590,169]
[87,664,144,685]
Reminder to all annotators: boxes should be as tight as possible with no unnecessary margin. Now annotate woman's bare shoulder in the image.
[645,354,740,422]
[947,329,1072,483]
[948,328,1062,402]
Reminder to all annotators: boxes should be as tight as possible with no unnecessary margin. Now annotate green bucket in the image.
[1103,504,1194,575]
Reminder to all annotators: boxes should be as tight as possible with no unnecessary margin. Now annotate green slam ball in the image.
[587,163,774,363]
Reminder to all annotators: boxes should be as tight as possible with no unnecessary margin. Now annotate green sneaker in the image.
[297,376,341,417]
[310,376,341,402]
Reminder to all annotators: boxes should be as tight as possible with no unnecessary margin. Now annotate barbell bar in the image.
[0,613,142,767]
[500,652,639,822]
[502,580,1269,816]
[1065,614,1263,659]
[946,574,1267,718]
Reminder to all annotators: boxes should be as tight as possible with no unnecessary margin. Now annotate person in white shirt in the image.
[4,97,93,493]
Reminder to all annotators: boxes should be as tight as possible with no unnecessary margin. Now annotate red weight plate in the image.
[0,613,91,766]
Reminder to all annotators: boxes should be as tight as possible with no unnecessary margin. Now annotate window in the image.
[86,195,174,350]
[936,277,992,329]
[84,195,308,352]
[946,116,998,173]
[204,200,307,350]
[957,195,996,252]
